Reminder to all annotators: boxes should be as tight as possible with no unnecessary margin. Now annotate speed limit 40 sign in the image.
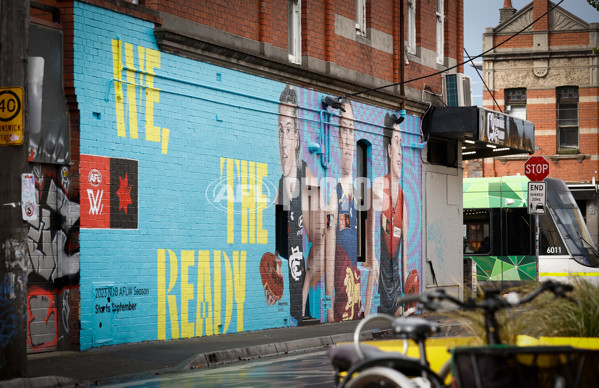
[0,87,24,145]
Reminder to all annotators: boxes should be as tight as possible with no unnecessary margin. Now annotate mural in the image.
[377,113,409,315]
[292,93,423,322]
[80,155,138,229]
[270,84,325,326]
[26,165,80,353]
[74,3,423,349]
[327,101,365,322]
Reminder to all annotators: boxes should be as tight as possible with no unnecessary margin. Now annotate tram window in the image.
[463,209,490,254]
[539,212,567,255]
[505,208,532,255]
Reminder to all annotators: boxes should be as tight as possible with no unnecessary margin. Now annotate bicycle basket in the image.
[451,345,599,388]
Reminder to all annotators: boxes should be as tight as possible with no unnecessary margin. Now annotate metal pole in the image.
[535,213,540,281]
[0,0,30,378]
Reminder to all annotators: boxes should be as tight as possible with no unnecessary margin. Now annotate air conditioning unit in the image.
[445,73,472,107]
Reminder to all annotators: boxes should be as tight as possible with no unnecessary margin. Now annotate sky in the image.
[463,0,599,106]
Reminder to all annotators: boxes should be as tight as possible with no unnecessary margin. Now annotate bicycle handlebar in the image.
[341,280,576,386]
[396,280,574,314]
[394,280,575,345]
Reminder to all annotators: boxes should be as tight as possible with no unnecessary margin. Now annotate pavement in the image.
[5,314,464,388]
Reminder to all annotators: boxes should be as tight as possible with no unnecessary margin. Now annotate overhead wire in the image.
[464,47,502,112]
[341,0,566,100]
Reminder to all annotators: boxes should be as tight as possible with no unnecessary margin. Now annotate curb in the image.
[183,330,378,369]
[1,376,76,388]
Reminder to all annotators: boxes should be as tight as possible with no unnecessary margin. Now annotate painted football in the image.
[404,269,420,309]
[260,252,284,303]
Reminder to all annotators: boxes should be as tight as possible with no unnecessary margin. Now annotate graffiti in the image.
[4,239,28,274]
[61,288,70,335]
[0,236,28,366]
[0,277,18,349]
[427,220,448,267]
[27,284,57,349]
[1,239,27,358]
[26,165,80,352]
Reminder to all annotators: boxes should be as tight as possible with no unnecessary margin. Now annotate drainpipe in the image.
[399,0,405,111]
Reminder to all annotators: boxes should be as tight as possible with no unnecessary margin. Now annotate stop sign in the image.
[524,156,550,181]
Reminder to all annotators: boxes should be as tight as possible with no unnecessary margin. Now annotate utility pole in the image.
[0,0,30,379]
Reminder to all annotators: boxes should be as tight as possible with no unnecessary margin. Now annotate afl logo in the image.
[88,169,103,187]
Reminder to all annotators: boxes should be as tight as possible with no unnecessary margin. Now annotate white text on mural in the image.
[111,39,170,154]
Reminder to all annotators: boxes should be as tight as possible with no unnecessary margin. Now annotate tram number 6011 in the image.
[546,246,562,254]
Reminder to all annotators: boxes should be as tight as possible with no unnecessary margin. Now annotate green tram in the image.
[463,176,599,289]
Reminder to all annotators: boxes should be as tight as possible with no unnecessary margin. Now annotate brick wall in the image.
[549,32,590,46]
[493,34,533,48]
[137,0,460,89]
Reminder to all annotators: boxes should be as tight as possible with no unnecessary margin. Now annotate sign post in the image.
[524,156,550,281]
[0,1,29,378]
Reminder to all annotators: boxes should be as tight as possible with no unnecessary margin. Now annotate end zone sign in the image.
[528,181,546,215]
[524,156,550,181]
[0,87,24,145]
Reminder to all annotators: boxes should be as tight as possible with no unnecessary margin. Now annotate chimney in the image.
[499,0,517,24]
[533,0,549,31]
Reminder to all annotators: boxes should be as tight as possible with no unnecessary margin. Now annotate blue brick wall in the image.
[74,2,423,349]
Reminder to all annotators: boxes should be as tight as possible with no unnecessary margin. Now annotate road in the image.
[106,350,335,387]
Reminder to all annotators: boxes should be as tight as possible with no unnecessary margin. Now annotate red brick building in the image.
[479,0,599,241]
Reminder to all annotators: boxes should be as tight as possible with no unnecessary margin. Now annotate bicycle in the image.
[328,280,599,388]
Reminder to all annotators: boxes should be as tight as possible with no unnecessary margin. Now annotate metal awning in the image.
[422,106,535,161]
[568,182,598,200]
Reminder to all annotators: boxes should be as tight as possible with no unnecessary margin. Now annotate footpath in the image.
[6,314,463,388]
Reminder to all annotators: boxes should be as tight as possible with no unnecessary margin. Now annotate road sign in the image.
[0,87,24,145]
[528,181,546,215]
[524,156,550,181]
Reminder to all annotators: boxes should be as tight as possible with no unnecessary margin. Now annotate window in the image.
[505,88,527,120]
[557,86,579,151]
[504,208,532,255]
[356,0,366,36]
[407,0,416,55]
[540,212,567,256]
[463,209,490,255]
[436,0,444,64]
[288,0,301,64]
[356,140,369,262]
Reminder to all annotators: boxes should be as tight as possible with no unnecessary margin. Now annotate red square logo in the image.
[80,155,111,228]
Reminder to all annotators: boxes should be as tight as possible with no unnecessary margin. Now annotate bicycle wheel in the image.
[345,366,416,388]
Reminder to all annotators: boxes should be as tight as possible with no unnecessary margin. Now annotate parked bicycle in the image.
[328,280,599,388]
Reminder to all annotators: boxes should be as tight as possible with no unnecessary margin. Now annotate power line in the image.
[342,0,566,100]
[464,47,502,112]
